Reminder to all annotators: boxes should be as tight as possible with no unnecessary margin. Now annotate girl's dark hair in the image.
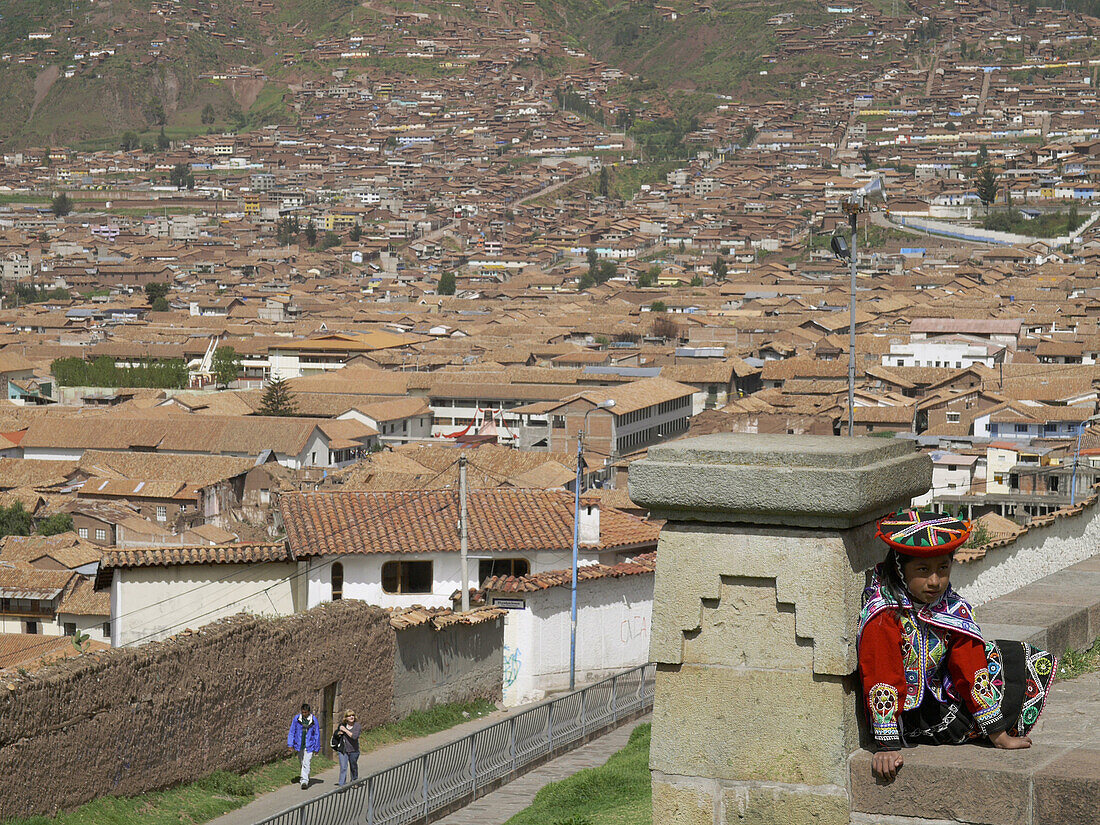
[881,548,910,603]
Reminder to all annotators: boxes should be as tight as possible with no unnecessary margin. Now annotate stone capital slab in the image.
[630,433,931,529]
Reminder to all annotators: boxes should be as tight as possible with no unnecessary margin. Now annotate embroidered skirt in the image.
[900,640,1056,745]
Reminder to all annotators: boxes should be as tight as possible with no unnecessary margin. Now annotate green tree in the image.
[169,163,194,189]
[637,268,656,288]
[438,271,456,295]
[318,232,341,251]
[201,102,217,124]
[151,296,170,312]
[595,260,617,284]
[120,131,139,151]
[304,221,317,247]
[977,143,989,166]
[714,255,728,282]
[650,300,667,313]
[349,224,362,242]
[259,376,298,417]
[975,165,999,213]
[739,123,757,148]
[36,512,73,536]
[156,127,170,151]
[212,346,241,388]
[597,166,611,197]
[690,275,704,287]
[51,193,74,217]
[0,502,34,539]
[1069,202,1081,230]
[586,248,599,276]
[144,282,170,303]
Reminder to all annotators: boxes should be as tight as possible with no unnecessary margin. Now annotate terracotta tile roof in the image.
[99,542,291,569]
[0,632,110,673]
[56,576,109,616]
[0,533,101,570]
[478,551,656,594]
[387,605,505,630]
[0,563,73,600]
[281,490,660,557]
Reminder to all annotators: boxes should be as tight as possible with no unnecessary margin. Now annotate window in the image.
[156,506,167,522]
[331,562,344,601]
[24,621,38,634]
[95,529,107,542]
[946,412,961,423]
[381,560,433,594]
[103,621,111,637]
[64,622,77,636]
[77,527,88,538]
[479,558,530,582]
[1015,424,1028,433]
[994,474,1005,484]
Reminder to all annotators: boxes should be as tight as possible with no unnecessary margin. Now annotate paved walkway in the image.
[210,704,648,825]
[210,706,518,825]
[435,715,650,825]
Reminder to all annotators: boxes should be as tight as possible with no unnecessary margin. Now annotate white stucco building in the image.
[479,555,654,705]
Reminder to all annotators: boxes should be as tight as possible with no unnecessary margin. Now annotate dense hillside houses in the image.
[0,0,1098,689]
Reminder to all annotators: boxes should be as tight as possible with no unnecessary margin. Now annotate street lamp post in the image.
[570,399,615,691]
[835,176,886,436]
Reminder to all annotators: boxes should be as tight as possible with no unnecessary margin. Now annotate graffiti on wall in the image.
[502,645,522,688]
[620,615,649,644]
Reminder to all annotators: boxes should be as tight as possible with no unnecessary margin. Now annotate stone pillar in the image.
[630,434,931,825]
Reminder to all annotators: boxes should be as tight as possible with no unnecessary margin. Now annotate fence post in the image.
[367,774,374,825]
[546,700,554,753]
[580,687,587,737]
[611,673,619,721]
[422,754,429,820]
[469,732,478,799]
[510,714,517,773]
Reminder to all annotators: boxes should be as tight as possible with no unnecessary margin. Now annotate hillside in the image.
[0,0,911,149]
[0,0,362,148]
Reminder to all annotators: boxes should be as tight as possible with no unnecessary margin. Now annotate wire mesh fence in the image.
[257,663,656,825]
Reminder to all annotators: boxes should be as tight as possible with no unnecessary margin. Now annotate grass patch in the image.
[982,208,1087,238]
[1059,637,1100,681]
[504,723,651,825]
[3,699,496,825]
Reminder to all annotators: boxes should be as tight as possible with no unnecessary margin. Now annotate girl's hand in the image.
[990,730,1032,749]
[872,750,904,783]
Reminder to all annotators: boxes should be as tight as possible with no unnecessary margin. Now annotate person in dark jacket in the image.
[287,703,321,789]
[335,708,362,786]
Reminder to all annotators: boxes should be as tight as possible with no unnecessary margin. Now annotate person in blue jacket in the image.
[287,702,321,789]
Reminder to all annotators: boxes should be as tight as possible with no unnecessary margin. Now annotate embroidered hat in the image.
[875,508,971,556]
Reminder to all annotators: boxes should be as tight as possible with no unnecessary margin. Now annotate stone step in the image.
[850,742,1100,825]
[849,556,1100,825]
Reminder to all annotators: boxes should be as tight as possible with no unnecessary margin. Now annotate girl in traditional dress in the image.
[858,509,1057,783]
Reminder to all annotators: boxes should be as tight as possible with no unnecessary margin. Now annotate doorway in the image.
[321,681,340,756]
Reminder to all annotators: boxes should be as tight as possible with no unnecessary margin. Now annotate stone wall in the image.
[0,600,503,820]
[392,616,504,716]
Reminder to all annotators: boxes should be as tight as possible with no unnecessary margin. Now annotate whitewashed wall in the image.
[490,570,653,706]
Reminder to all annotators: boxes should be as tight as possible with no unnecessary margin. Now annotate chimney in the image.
[579,492,600,545]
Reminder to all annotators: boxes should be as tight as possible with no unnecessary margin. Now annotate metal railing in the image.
[257,663,656,825]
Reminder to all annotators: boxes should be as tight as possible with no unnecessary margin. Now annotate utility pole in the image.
[570,429,583,691]
[459,454,469,612]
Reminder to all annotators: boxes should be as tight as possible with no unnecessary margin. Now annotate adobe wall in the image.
[392,617,504,715]
[0,600,394,820]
